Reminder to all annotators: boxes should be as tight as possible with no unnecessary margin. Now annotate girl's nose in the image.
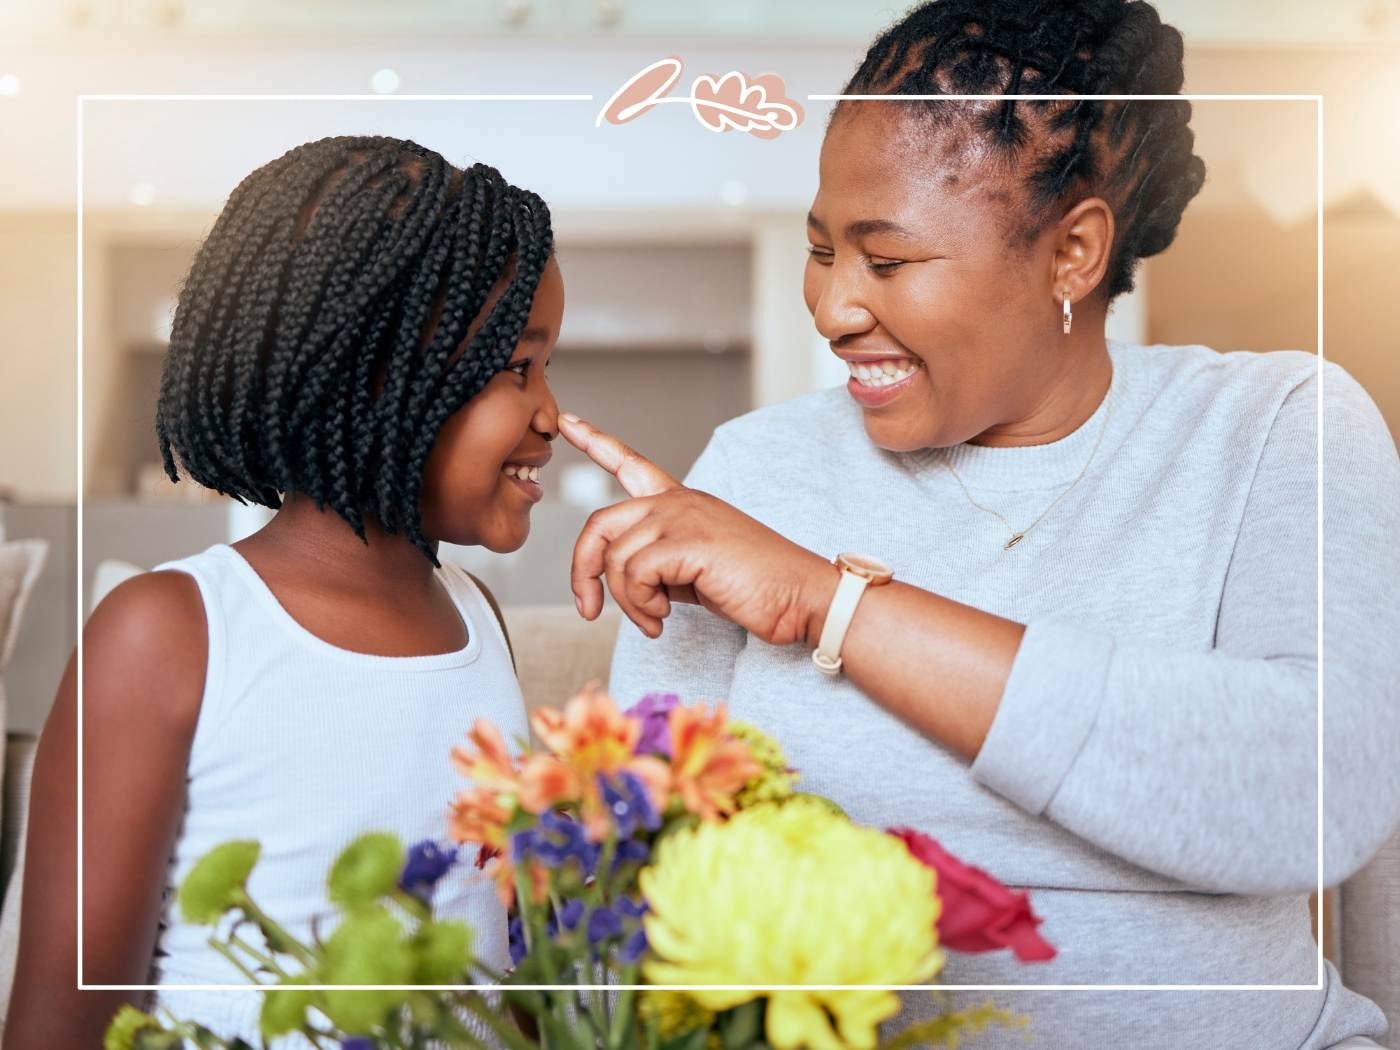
[535,385,561,440]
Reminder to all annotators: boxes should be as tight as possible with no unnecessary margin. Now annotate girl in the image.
[6,136,564,1046]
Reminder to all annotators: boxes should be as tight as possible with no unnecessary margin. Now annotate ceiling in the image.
[0,3,1395,218]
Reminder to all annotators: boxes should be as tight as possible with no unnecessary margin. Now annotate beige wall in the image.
[0,213,77,501]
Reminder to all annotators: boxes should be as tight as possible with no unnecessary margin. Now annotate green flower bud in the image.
[328,833,404,908]
[258,976,315,1039]
[178,841,260,924]
[412,920,474,985]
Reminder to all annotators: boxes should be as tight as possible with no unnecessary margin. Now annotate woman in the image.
[557,2,1400,1047]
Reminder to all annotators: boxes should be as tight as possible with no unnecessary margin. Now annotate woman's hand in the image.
[558,413,838,645]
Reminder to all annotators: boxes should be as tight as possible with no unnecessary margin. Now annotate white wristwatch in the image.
[811,553,894,676]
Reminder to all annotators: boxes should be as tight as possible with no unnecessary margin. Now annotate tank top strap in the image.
[436,561,512,665]
[150,547,233,767]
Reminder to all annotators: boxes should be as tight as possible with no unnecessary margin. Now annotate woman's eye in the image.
[507,360,531,378]
[867,258,905,275]
[806,246,834,265]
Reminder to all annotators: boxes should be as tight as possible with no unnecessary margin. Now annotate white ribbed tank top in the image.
[146,543,527,1043]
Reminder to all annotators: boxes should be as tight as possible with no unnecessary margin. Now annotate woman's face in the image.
[420,255,564,553]
[804,106,1071,453]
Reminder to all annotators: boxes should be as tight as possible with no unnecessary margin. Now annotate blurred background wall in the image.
[0,0,1396,736]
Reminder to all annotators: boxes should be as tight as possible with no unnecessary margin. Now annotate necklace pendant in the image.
[1004,533,1025,550]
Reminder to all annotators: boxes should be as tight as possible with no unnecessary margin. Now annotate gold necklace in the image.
[940,392,1113,551]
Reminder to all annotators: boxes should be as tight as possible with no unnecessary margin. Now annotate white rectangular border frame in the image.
[76,91,1324,995]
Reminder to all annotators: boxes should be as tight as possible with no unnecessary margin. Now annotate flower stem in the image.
[207,938,263,984]
[228,933,288,977]
[459,992,545,1050]
[607,964,639,1049]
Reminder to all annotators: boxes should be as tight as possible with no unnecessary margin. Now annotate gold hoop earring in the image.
[1061,293,1073,335]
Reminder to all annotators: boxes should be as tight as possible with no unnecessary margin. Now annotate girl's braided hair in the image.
[841,0,1206,298]
[155,135,553,560]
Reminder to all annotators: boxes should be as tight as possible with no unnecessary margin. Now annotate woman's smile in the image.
[844,356,925,408]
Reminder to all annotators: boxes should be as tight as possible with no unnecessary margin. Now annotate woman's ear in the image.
[1050,196,1115,307]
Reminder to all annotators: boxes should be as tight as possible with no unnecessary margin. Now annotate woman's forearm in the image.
[800,565,1024,762]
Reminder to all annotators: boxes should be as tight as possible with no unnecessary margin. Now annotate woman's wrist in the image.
[799,556,843,650]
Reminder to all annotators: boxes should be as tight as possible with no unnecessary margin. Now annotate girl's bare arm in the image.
[4,572,206,1049]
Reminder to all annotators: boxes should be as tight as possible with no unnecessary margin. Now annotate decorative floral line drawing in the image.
[597,56,804,140]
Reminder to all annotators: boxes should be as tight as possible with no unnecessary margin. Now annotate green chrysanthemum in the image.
[728,720,799,808]
[103,1005,165,1050]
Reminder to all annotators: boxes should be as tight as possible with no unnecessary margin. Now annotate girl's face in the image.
[420,256,565,553]
[803,106,1071,453]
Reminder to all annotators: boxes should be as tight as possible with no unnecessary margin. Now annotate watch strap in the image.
[812,569,870,675]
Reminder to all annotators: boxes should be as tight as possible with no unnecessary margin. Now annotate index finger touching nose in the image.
[557,412,681,498]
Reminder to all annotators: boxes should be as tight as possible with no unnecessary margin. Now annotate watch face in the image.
[836,552,894,583]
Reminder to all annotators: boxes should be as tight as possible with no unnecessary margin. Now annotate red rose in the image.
[889,827,1056,963]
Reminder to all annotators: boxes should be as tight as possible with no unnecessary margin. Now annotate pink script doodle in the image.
[597,56,803,139]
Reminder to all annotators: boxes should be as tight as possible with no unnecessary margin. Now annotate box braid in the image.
[841,0,1206,298]
[155,135,553,562]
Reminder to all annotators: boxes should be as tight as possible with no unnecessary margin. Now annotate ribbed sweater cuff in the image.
[970,618,1115,815]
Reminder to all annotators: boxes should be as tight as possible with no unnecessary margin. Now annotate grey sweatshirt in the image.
[608,340,1400,1049]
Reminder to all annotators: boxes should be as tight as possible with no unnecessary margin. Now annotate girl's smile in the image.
[501,457,548,502]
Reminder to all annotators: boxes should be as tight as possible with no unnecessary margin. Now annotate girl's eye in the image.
[506,360,531,378]
[806,246,834,265]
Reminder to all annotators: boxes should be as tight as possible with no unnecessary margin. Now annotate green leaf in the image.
[720,1000,763,1049]
[874,1001,1027,1050]
[259,976,315,1038]
[659,1029,711,1050]
[412,920,474,985]
[328,833,405,908]
[178,841,261,924]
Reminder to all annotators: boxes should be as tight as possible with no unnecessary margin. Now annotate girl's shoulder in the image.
[85,567,208,731]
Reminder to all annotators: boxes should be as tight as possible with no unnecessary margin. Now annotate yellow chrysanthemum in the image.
[728,720,799,808]
[640,798,944,1050]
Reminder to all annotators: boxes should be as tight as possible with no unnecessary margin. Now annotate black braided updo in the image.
[840,0,1206,298]
[155,135,554,560]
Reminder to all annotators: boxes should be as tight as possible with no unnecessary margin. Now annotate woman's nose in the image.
[811,267,876,342]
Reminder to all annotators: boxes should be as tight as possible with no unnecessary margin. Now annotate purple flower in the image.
[559,897,587,931]
[586,905,624,945]
[398,840,459,903]
[599,772,661,838]
[508,915,527,966]
[614,895,649,919]
[512,814,600,875]
[623,692,680,757]
[341,1040,377,1050]
[611,838,651,873]
[620,926,648,964]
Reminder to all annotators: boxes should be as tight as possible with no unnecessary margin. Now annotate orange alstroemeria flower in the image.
[448,784,513,852]
[530,686,671,841]
[668,701,762,822]
[450,720,521,793]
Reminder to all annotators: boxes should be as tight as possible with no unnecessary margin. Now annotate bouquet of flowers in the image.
[108,688,1055,1050]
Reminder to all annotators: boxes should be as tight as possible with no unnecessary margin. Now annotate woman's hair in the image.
[155,135,553,558]
[840,0,1205,298]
